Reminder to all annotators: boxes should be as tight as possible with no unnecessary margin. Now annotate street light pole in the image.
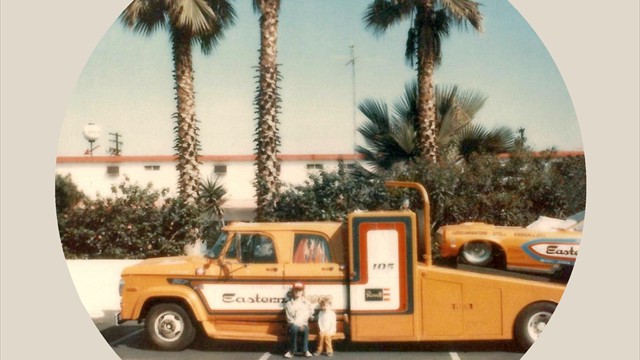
[83,123,101,156]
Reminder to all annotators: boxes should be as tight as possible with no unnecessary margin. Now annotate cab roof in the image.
[223,221,343,234]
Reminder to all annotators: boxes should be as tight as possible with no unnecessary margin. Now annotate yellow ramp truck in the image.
[117,182,565,351]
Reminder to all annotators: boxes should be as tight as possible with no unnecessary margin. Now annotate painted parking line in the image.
[449,352,461,360]
[258,352,271,360]
[109,328,144,346]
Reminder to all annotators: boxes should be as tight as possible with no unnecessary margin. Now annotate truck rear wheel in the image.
[514,302,556,350]
[145,303,196,351]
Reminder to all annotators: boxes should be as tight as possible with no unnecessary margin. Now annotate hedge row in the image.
[57,153,585,259]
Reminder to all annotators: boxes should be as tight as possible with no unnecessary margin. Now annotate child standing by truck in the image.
[314,297,336,357]
[284,282,314,358]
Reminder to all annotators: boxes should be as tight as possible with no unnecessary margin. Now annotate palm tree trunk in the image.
[416,0,438,163]
[171,28,201,204]
[255,0,281,221]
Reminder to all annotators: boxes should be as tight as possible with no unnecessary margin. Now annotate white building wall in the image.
[56,161,178,198]
[56,155,358,221]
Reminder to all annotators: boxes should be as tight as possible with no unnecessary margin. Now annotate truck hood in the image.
[121,256,209,276]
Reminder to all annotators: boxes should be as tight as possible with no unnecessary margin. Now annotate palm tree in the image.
[120,0,236,204]
[252,0,282,221]
[356,80,487,172]
[363,0,483,163]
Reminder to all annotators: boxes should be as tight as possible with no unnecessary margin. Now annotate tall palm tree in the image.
[363,0,483,163]
[252,0,282,221]
[121,0,236,204]
[356,80,488,172]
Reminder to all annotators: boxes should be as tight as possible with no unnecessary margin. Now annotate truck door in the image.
[203,232,286,338]
[223,232,284,279]
[347,213,419,341]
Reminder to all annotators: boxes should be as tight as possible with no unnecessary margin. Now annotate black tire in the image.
[514,302,556,350]
[552,265,574,283]
[145,303,196,351]
[460,241,494,267]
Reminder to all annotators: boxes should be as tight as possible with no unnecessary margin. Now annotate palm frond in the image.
[439,0,483,31]
[438,85,487,145]
[363,0,414,36]
[404,27,418,66]
[168,0,213,34]
[120,0,168,36]
[358,99,391,133]
[393,80,418,123]
[357,95,417,171]
[390,120,417,154]
[454,124,515,162]
[207,0,237,28]
[429,10,451,65]
[193,0,237,54]
[485,126,516,153]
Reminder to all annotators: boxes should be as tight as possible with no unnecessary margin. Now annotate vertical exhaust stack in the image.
[385,181,432,266]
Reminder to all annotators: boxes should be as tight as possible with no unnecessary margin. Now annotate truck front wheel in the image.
[145,303,196,351]
[514,302,556,350]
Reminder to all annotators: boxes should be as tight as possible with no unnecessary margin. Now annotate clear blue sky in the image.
[57,0,582,157]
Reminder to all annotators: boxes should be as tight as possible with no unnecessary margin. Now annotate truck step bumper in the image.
[115,312,126,326]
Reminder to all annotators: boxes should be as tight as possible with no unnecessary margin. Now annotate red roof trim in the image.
[56,151,582,164]
[496,151,584,159]
[56,154,365,164]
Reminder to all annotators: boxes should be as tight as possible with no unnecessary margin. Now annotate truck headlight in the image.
[119,279,125,296]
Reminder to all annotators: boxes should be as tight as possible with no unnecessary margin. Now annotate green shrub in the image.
[58,178,199,259]
[275,153,586,231]
[387,152,586,229]
[57,152,585,259]
[55,174,85,215]
[274,162,389,222]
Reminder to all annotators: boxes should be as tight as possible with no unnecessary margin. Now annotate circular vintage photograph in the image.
[54,1,585,359]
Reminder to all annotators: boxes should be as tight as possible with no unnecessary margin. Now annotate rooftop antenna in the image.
[346,44,357,153]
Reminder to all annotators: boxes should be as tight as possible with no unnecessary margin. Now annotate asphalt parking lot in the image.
[95,311,525,360]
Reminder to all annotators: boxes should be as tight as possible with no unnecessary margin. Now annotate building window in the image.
[144,165,160,171]
[306,163,323,170]
[214,165,227,175]
[106,166,119,176]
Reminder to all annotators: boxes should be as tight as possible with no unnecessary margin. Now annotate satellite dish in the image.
[83,123,101,142]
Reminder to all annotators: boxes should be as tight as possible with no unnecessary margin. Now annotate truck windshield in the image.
[207,232,228,259]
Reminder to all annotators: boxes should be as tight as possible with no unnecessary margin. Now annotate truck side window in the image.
[292,234,333,263]
[230,234,276,264]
